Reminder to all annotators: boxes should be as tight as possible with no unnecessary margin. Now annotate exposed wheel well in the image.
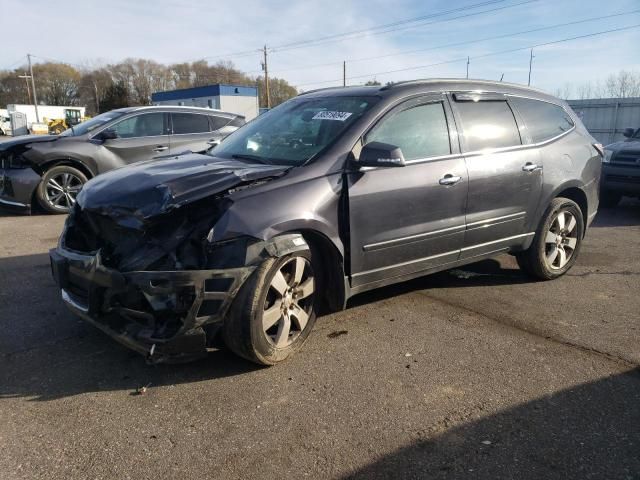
[556,187,588,235]
[297,229,346,314]
[39,159,94,180]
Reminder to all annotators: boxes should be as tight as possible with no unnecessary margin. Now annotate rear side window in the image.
[365,102,451,161]
[510,97,574,143]
[455,100,521,151]
[111,113,165,138]
[171,113,210,134]
[209,115,231,131]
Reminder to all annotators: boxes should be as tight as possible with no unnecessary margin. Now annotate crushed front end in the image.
[48,154,295,363]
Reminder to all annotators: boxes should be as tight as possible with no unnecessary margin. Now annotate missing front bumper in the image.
[49,247,255,364]
[49,233,310,363]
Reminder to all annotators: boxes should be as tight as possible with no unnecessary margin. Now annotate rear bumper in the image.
[601,164,640,195]
[49,246,254,364]
[0,167,41,213]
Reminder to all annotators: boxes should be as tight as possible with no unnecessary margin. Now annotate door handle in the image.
[439,174,462,186]
[152,145,169,152]
[522,162,542,172]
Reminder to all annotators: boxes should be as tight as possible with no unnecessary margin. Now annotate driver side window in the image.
[366,102,451,161]
[111,113,165,138]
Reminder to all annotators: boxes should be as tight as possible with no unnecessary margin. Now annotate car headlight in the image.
[603,149,613,163]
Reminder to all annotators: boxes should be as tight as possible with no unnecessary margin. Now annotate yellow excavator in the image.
[47,108,90,135]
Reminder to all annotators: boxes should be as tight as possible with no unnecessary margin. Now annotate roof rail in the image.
[298,85,379,96]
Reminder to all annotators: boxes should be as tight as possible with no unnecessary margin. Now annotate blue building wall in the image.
[151,84,257,102]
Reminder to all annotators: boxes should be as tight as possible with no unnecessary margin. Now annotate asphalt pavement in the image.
[0,201,639,479]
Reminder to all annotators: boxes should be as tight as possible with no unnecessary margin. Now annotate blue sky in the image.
[1,0,639,96]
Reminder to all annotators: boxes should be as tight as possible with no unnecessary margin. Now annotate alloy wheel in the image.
[45,172,83,210]
[262,257,315,348]
[544,210,578,270]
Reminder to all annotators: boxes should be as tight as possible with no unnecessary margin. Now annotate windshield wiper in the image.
[231,153,274,165]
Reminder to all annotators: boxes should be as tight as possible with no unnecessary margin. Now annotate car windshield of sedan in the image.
[59,111,127,137]
[210,96,379,166]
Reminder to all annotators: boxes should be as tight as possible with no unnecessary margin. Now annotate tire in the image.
[36,165,88,214]
[52,125,65,135]
[600,190,621,208]
[223,249,318,365]
[516,197,584,280]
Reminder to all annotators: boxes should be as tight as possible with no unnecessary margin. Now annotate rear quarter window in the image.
[509,97,574,143]
[454,100,521,151]
[171,113,210,134]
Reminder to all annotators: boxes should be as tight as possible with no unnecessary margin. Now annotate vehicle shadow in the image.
[342,367,640,479]
[0,252,263,402]
[348,257,531,309]
[591,198,640,227]
[0,251,530,401]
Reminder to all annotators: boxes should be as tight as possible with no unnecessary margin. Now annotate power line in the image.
[267,9,640,76]
[271,0,507,51]
[272,0,538,54]
[203,0,534,62]
[294,23,640,88]
[1,57,27,71]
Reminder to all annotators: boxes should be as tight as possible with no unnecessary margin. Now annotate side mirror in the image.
[97,128,118,141]
[358,141,406,168]
[623,128,635,138]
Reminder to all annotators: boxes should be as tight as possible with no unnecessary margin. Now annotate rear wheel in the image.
[516,197,584,280]
[36,165,87,214]
[223,250,317,365]
[600,190,621,208]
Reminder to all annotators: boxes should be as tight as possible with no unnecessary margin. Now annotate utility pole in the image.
[262,45,271,109]
[27,54,40,122]
[18,72,32,104]
[466,56,470,79]
[343,61,346,87]
[528,48,535,86]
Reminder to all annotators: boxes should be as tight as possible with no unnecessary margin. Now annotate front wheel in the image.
[36,165,87,214]
[516,197,584,280]
[223,250,317,365]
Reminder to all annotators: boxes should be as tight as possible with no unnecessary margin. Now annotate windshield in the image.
[59,111,127,137]
[210,96,379,165]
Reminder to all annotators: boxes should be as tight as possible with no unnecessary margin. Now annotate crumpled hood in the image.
[0,134,59,151]
[76,153,289,226]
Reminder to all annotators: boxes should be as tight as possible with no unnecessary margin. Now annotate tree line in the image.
[553,70,640,100]
[0,59,298,115]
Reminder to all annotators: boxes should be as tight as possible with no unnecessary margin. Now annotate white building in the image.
[152,84,259,121]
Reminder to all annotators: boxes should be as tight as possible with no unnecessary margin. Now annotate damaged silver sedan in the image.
[50,80,601,364]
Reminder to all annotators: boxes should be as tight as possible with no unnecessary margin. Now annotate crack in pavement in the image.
[567,270,640,278]
[415,290,639,369]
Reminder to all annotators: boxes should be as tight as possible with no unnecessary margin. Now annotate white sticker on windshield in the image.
[312,111,353,121]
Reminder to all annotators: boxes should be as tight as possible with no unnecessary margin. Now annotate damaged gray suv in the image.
[50,79,602,365]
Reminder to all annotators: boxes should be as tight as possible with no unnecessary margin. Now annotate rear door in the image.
[169,112,221,154]
[449,93,543,258]
[101,112,170,165]
[347,94,468,290]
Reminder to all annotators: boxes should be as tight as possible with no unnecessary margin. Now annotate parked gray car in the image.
[0,106,244,213]
[601,127,640,207]
[49,79,602,365]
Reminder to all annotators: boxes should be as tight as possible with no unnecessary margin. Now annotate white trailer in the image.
[0,109,10,135]
[6,104,86,132]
